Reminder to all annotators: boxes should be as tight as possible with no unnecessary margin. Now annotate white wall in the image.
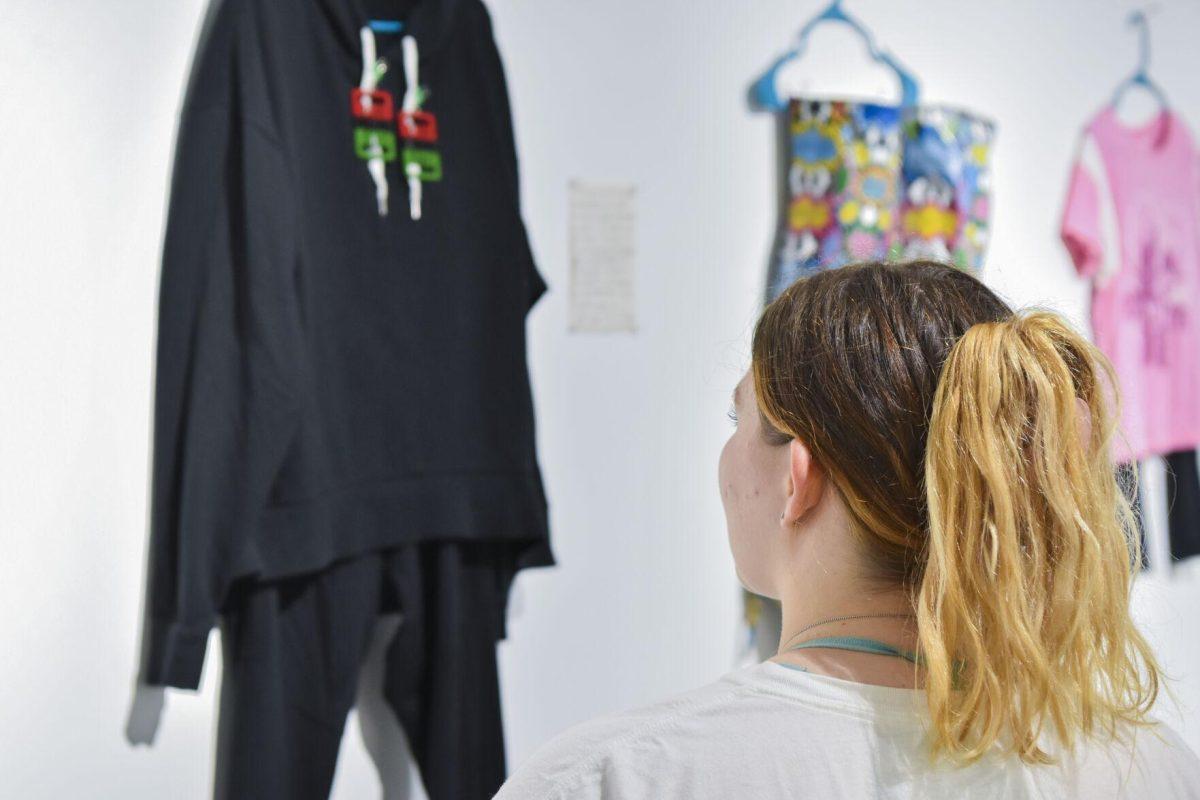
[1,1,1198,796]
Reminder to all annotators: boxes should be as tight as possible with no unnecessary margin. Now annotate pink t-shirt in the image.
[1061,107,1200,462]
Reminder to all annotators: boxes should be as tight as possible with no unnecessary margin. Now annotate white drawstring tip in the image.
[401,35,423,221]
[369,155,389,216]
[407,172,422,220]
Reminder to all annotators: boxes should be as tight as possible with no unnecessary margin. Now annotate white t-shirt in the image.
[494,660,1200,799]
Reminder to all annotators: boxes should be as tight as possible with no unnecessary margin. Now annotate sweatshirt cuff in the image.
[525,251,548,311]
[143,617,213,690]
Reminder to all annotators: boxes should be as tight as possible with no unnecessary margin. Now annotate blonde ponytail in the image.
[919,309,1163,764]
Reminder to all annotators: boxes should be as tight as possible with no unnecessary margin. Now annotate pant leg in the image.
[381,542,508,800]
[1115,461,1149,571]
[214,555,385,800]
[1165,449,1200,562]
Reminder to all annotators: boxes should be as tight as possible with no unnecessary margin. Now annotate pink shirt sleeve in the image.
[1061,157,1103,279]
[1065,143,1099,281]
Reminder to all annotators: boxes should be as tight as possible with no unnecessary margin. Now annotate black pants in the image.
[214,541,517,800]
[1166,449,1200,562]
[1117,451,1200,568]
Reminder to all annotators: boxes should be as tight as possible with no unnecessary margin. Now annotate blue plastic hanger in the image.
[753,0,919,111]
[1110,9,1169,111]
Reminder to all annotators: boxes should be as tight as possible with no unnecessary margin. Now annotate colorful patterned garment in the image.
[770,98,995,300]
[1061,107,1200,462]
[774,99,904,296]
[898,105,995,272]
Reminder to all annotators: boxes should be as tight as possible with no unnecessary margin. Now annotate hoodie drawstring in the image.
[356,24,429,221]
[358,25,390,216]
[400,35,422,221]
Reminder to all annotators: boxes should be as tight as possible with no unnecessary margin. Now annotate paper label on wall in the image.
[569,180,637,333]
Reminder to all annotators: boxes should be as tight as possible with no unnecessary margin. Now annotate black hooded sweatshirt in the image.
[144,0,552,690]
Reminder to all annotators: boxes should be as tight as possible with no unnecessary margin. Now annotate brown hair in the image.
[751,260,1162,764]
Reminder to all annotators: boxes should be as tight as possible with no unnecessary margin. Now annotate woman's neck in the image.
[771,585,925,689]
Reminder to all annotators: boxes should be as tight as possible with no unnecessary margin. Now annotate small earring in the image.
[779,512,785,520]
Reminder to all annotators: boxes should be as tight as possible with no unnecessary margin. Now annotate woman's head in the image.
[719,260,1162,764]
[721,261,1012,593]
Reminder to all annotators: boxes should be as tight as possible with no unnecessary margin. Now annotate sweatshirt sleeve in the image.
[142,97,306,690]
[476,3,548,311]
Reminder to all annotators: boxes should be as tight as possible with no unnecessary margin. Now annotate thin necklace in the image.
[779,612,916,653]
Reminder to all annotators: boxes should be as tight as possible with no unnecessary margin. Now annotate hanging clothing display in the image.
[1061,107,1200,464]
[1061,107,1200,566]
[772,98,995,298]
[142,0,552,794]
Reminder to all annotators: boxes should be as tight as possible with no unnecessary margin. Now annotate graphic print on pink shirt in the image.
[1061,107,1200,462]
[1127,232,1187,367]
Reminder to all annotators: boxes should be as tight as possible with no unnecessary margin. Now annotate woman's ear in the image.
[782,438,825,525]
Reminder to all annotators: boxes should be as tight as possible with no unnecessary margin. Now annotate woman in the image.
[494,261,1200,798]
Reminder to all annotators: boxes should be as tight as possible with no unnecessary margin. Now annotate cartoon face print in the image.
[855,165,896,206]
[794,100,835,127]
[906,175,953,209]
[837,164,896,234]
[781,229,821,267]
[905,174,956,239]
[789,162,832,197]
[863,123,901,166]
[853,104,902,168]
[791,100,847,171]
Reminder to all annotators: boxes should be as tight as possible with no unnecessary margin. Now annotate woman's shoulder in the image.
[1072,718,1200,798]
[493,665,761,800]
